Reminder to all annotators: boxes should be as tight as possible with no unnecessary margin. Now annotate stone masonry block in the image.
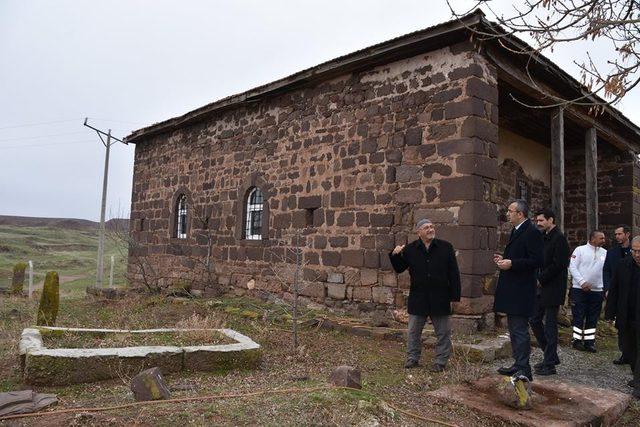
[452,295,494,315]
[360,269,378,286]
[440,176,485,202]
[455,154,498,179]
[341,249,364,267]
[396,165,422,183]
[298,196,321,209]
[458,201,498,227]
[456,249,496,275]
[372,286,394,304]
[395,189,423,204]
[327,283,346,300]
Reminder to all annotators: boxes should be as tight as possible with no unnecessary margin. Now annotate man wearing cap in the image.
[389,218,461,372]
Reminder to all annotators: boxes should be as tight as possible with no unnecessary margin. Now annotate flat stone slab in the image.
[429,375,631,426]
[20,327,261,386]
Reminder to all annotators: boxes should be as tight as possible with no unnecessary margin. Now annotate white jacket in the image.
[569,243,607,291]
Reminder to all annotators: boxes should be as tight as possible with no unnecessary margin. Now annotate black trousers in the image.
[529,295,560,366]
[508,315,532,374]
[570,288,603,344]
[621,322,640,388]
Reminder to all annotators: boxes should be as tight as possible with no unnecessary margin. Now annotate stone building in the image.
[125,11,640,332]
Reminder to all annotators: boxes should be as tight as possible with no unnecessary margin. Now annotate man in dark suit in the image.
[605,236,640,399]
[389,218,461,372]
[529,208,570,376]
[603,225,632,365]
[494,199,544,380]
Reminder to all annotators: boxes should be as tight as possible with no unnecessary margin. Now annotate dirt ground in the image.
[1,293,638,426]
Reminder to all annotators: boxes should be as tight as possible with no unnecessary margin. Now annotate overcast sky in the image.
[2,1,638,221]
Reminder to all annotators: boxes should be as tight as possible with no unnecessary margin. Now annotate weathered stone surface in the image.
[444,98,486,120]
[395,189,423,204]
[329,365,362,389]
[466,77,498,104]
[327,283,346,299]
[414,208,454,224]
[130,367,171,401]
[456,155,498,179]
[327,272,344,284]
[0,390,58,417]
[372,286,394,304]
[341,249,364,267]
[440,176,485,202]
[461,116,498,143]
[360,269,378,286]
[452,295,494,315]
[396,165,422,183]
[429,376,631,427]
[458,201,498,227]
[299,282,326,299]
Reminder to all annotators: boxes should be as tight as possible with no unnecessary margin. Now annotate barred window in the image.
[176,195,188,239]
[245,187,263,240]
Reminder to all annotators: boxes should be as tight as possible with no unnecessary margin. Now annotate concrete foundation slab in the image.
[20,327,261,386]
[429,375,631,426]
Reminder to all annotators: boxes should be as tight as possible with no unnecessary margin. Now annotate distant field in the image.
[0,221,128,296]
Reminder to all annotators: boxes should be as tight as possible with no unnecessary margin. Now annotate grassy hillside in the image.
[0,222,128,296]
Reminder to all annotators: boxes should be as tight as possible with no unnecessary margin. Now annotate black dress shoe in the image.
[613,355,629,365]
[534,365,557,376]
[534,360,560,370]
[497,365,518,376]
[572,340,585,351]
[584,343,597,353]
[404,359,420,369]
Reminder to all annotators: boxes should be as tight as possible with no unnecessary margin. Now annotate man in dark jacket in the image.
[494,199,544,381]
[389,218,461,372]
[603,225,632,365]
[605,236,640,399]
[529,208,569,376]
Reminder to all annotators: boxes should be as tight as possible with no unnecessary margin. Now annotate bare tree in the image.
[107,206,222,296]
[448,0,640,110]
[266,232,322,351]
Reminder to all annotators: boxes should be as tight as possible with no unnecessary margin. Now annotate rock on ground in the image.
[329,365,362,389]
[130,367,171,401]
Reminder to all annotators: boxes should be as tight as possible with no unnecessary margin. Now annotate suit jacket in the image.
[493,219,544,317]
[603,244,631,292]
[389,238,461,316]
[605,257,640,328]
[538,226,570,307]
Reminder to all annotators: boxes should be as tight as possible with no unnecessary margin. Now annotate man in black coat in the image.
[389,218,461,372]
[494,199,544,380]
[529,208,569,376]
[603,225,632,365]
[605,236,640,399]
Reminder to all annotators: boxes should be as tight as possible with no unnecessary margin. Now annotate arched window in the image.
[245,187,263,240]
[176,194,188,239]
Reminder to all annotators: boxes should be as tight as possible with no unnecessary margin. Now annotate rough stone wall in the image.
[129,41,499,331]
[496,157,550,248]
[565,141,635,248]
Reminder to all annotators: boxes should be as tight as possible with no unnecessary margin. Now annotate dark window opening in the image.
[245,187,263,240]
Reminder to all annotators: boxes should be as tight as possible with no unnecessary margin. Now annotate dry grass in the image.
[1,293,638,426]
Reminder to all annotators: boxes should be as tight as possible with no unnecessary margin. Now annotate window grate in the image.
[245,187,263,240]
[176,195,188,239]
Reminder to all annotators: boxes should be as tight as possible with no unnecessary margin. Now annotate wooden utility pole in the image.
[550,107,565,231]
[84,118,125,287]
[585,127,599,232]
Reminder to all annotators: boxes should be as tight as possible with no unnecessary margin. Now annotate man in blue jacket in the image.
[494,199,544,381]
[603,225,632,365]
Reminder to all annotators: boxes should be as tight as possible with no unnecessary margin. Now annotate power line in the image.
[0,140,93,150]
[0,118,82,130]
[0,131,86,143]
